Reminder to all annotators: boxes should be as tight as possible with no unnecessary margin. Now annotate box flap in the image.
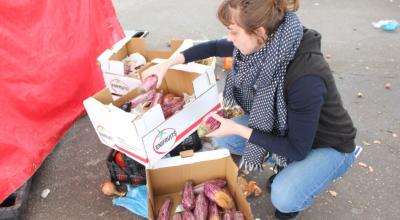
[170,39,193,58]
[226,157,254,220]
[108,60,125,76]
[97,49,114,72]
[103,73,141,95]
[138,104,165,136]
[83,97,115,147]
[111,36,132,52]
[192,73,211,98]
[150,148,230,169]
[151,58,210,74]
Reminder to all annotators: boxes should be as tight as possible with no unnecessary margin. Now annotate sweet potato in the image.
[142,75,158,91]
[157,197,172,220]
[182,210,195,220]
[194,192,208,220]
[172,213,183,220]
[233,212,245,220]
[223,210,234,220]
[204,183,234,209]
[193,179,226,194]
[130,89,156,109]
[150,92,164,108]
[182,181,195,210]
[161,97,185,118]
[208,201,221,220]
[197,109,225,137]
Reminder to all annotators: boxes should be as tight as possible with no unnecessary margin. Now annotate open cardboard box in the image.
[83,63,220,167]
[146,149,253,220]
[97,37,216,96]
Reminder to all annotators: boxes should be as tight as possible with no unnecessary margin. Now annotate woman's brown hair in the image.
[218,0,299,37]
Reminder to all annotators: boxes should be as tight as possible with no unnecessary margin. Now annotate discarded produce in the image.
[362,141,371,146]
[369,166,374,172]
[328,190,337,197]
[100,180,126,197]
[41,188,51,199]
[358,162,368,168]
[373,140,381,144]
[238,176,262,198]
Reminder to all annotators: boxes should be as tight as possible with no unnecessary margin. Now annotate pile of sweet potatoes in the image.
[125,75,185,119]
[157,179,245,220]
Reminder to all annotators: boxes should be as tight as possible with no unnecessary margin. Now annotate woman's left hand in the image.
[205,112,239,137]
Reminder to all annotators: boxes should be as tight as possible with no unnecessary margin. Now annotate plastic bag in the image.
[112,185,148,219]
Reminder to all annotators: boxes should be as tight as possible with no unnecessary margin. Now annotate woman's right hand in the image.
[141,52,186,88]
[141,62,169,88]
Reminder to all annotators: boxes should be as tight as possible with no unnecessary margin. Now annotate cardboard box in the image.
[83,64,220,167]
[97,37,216,96]
[146,149,253,220]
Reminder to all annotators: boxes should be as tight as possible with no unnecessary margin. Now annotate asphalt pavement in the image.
[20,0,400,219]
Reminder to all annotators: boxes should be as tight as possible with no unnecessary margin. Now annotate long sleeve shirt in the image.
[182,39,327,162]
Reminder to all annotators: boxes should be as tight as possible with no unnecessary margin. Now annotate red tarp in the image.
[0,0,124,202]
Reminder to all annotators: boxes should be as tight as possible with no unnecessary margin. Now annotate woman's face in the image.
[227,23,265,55]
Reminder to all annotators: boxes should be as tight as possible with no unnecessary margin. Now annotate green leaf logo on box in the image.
[110,79,129,94]
[153,128,177,154]
[97,125,114,146]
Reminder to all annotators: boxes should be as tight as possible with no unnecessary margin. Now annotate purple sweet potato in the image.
[172,212,183,220]
[204,183,234,210]
[182,210,195,220]
[233,212,245,220]
[161,97,185,118]
[223,210,234,220]
[208,201,221,220]
[130,89,156,109]
[142,75,158,91]
[182,181,195,210]
[194,192,208,220]
[157,197,172,220]
[197,109,225,137]
[150,92,163,108]
[193,179,226,194]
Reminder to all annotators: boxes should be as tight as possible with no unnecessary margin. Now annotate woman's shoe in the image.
[266,173,276,193]
[275,209,299,220]
[267,165,284,193]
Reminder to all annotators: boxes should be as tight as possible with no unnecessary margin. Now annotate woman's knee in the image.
[270,178,306,213]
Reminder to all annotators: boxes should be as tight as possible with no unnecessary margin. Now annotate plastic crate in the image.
[0,179,31,220]
[106,150,146,188]
[169,131,202,157]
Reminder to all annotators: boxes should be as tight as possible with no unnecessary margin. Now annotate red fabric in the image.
[0,0,124,202]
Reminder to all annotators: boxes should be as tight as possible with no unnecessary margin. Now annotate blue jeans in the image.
[213,115,357,213]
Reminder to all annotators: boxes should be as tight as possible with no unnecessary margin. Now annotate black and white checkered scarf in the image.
[223,12,303,171]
